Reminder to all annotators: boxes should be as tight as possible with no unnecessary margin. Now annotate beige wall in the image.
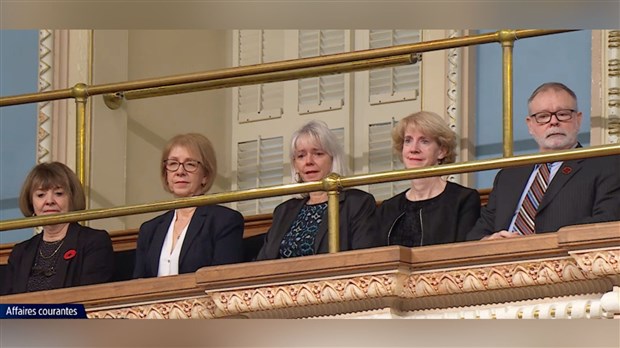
[89,30,232,230]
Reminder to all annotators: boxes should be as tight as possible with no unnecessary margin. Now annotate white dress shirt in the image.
[157,210,189,277]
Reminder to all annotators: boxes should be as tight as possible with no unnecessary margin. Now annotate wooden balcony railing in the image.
[1,220,618,319]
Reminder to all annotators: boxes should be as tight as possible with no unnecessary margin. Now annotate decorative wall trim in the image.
[446,30,460,132]
[37,30,54,163]
[606,30,620,144]
[446,30,461,184]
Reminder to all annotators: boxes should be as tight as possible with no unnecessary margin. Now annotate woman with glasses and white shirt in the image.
[133,133,244,278]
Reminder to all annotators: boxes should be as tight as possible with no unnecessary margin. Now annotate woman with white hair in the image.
[256,120,381,260]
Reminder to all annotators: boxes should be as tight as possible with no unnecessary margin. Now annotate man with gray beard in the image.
[467,82,620,240]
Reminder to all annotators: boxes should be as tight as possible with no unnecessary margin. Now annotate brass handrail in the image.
[0,29,575,191]
[0,29,584,254]
[103,53,419,108]
[0,30,573,107]
[1,144,617,232]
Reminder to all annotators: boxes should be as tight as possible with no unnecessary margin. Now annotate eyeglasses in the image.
[530,109,576,124]
[163,159,202,173]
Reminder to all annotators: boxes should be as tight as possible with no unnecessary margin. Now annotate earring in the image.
[294,172,302,183]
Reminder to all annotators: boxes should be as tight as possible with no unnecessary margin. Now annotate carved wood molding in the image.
[89,297,216,319]
[83,236,620,319]
[569,247,620,276]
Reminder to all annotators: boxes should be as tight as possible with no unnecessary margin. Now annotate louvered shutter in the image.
[331,127,345,151]
[369,30,421,104]
[236,136,284,215]
[367,121,410,201]
[238,30,285,122]
[298,30,345,114]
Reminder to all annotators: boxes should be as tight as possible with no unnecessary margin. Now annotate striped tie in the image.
[513,163,551,235]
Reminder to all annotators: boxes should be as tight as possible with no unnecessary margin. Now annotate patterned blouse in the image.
[27,239,65,292]
[279,202,328,258]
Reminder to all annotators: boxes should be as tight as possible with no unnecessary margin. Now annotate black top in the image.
[27,238,66,292]
[388,195,441,247]
[133,204,245,278]
[256,189,382,261]
[379,182,481,247]
[1,223,114,295]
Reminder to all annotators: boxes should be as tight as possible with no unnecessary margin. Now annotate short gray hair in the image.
[289,120,348,183]
[527,82,578,111]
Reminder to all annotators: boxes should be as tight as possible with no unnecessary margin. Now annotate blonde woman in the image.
[379,111,480,247]
[133,134,244,278]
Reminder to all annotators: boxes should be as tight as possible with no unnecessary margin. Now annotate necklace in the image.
[43,239,63,245]
[39,239,65,259]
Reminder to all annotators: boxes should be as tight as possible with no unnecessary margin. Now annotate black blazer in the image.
[1,223,114,295]
[133,205,244,278]
[256,189,382,260]
[378,182,481,247]
[467,152,620,240]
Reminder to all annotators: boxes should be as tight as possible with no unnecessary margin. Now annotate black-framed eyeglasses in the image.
[530,109,576,124]
[163,159,202,173]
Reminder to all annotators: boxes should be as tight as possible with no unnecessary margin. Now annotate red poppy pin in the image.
[63,249,77,260]
[562,166,572,175]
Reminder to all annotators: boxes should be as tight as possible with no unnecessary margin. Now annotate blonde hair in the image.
[160,133,217,194]
[392,111,457,164]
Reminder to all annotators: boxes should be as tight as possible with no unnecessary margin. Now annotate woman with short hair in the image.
[379,111,480,247]
[256,120,381,260]
[1,162,114,295]
[133,133,244,278]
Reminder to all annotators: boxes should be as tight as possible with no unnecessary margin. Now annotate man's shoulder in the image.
[581,153,620,166]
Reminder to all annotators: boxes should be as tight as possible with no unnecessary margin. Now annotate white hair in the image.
[289,120,348,184]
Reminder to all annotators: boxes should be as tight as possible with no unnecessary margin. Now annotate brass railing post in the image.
[71,83,89,198]
[323,173,343,253]
[498,30,517,157]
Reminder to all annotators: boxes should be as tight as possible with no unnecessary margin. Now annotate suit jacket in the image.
[133,205,244,278]
[256,189,382,260]
[379,182,481,246]
[1,223,114,295]
[467,152,620,240]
